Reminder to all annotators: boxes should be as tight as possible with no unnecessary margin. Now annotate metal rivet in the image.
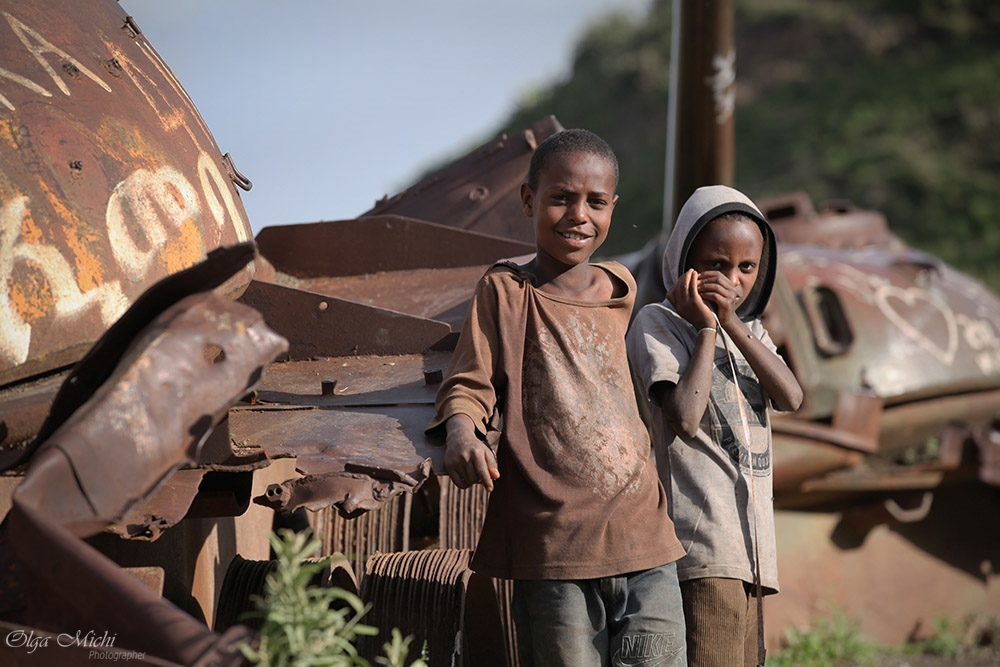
[423,369,443,385]
[321,380,337,395]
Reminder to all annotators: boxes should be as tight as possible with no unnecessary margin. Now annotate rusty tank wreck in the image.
[1,0,999,665]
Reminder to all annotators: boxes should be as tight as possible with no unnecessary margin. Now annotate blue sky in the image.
[119,1,651,235]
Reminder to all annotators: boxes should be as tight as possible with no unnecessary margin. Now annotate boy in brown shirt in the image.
[427,129,686,666]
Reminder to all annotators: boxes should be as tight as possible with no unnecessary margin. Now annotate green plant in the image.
[903,615,964,658]
[239,528,426,667]
[767,609,882,667]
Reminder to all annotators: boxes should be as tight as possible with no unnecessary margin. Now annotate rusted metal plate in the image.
[229,352,451,516]
[248,352,453,407]
[256,215,535,278]
[253,218,534,330]
[230,351,448,472]
[230,407,443,480]
[239,280,454,360]
[362,116,564,243]
[0,0,255,389]
[289,265,498,330]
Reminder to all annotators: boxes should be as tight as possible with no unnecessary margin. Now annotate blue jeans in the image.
[512,562,687,667]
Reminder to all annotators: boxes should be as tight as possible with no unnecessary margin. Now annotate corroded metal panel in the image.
[238,280,454,361]
[2,251,285,663]
[229,352,449,517]
[256,215,535,277]
[363,116,563,244]
[13,291,287,534]
[776,244,1000,405]
[0,0,255,388]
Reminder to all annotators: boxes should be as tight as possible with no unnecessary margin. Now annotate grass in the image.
[767,608,997,667]
[767,610,881,667]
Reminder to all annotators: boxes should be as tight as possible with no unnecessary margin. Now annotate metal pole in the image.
[666,0,735,228]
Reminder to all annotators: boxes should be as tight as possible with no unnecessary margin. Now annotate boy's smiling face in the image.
[521,150,618,269]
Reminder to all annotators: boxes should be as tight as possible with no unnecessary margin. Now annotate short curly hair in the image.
[525,128,619,192]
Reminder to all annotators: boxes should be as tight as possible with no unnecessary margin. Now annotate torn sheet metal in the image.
[12,291,287,536]
[230,352,452,516]
[2,249,286,664]
[104,468,206,541]
[2,243,260,472]
[102,466,258,542]
[256,460,432,519]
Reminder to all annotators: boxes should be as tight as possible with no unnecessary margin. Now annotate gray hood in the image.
[662,185,777,321]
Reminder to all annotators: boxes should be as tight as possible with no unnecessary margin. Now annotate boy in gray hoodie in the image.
[626,185,802,667]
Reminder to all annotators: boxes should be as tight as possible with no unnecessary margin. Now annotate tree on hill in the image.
[492,0,1000,290]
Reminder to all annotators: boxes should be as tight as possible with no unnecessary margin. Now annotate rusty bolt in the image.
[423,369,443,385]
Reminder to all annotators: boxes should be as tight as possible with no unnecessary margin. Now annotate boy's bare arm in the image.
[444,413,500,491]
[652,329,717,438]
[718,316,803,412]
[658,269,722,436]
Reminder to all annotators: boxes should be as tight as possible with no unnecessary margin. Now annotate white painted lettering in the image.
[198,152,250,243]
[706,48,735,124]
[106,166,200,280]
[0,196,129,366]
[0,65,51,111]
[3,11,111,96]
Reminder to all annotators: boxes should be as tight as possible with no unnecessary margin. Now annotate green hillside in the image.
[493,0,1000,290]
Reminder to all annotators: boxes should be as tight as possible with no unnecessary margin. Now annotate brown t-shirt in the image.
[428,261,684,580]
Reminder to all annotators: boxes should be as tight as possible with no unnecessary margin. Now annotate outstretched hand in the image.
[444,414,500,491]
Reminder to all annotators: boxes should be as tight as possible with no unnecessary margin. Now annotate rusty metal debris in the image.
[0,245,286,664]
[360,548,507,667]
[2,0,1000,662]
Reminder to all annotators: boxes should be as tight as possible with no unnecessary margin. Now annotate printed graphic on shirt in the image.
[708,353,770,476]
[521,315,646,500]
